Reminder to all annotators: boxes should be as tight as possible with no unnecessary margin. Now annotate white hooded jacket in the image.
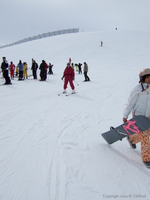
[123,83,150,119]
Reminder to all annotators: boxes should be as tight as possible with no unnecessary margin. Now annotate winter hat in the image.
[139,68,150,82]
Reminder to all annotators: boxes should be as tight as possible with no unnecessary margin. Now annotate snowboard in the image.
[101,115,150,144]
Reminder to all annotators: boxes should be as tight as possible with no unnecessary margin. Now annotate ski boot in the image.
[127,136,136,149]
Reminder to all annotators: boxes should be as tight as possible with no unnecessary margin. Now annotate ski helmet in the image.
[139,68,150,82]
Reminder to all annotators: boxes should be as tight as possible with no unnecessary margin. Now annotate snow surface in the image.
[0,31,150,200]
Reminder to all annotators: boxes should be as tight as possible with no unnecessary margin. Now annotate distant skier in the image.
[1,57,11,84]
[75,64,78,72]
[23,62,28,79]
[31,60,38,79]
[9,61,15,79]
[71,63,74,71]
[61,62,75,94]
[48,63,53,74]
[78,63,82,74]
[15,65,19,77]
[18,60,24,80]
[83,62,90,81]
[69,57,71,65]
[39,60,47,81]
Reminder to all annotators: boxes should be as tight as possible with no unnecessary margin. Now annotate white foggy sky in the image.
[0,0,150,45]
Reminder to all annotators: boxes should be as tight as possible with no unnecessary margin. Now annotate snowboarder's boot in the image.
[143,162,150,169]
[127,136,136,149]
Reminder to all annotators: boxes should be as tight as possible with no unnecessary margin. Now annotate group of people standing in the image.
[31,59,53,81]
[0,57,55,83]
[1,57,90,90]
[17,60,28,80]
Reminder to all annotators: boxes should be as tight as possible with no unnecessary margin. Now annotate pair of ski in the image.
[58,92,77,96]
[0,83,12,86]
[101,115,150,169]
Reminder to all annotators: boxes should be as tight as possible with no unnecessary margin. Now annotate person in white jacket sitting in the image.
[123,68,150,148]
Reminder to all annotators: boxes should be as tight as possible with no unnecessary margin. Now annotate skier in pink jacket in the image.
[61,63,75,94]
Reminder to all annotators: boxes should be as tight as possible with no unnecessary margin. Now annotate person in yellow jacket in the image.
[23,62,28,79]
[15,65,19,77]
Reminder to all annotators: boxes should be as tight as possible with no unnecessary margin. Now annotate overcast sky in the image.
[0,0,150,45]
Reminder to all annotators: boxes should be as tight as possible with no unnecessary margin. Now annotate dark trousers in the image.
[84,71,90,81]
[78,66,82,74]
[40,70,47,81]
[3,70,11,84]
[19,71,23,80]
[48,69,53,74]
[33,70,37,79]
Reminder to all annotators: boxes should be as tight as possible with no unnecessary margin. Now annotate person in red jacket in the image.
[61,63,75,93]
[9,61,15,79]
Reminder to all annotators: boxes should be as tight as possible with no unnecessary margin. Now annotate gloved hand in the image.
[61,77,63,80]
[123,117,127,123]
[72,77,75,81]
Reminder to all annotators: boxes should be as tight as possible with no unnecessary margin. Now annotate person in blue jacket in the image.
[18,60,24,80]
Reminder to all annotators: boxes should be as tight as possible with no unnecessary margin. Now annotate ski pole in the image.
[74,80,79,86]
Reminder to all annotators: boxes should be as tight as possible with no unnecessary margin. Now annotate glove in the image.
[123,117,127,123]
[72,77,75,81]
[61,77,63,80]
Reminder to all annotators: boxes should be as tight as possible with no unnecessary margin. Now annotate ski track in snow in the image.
[1,31,150,200]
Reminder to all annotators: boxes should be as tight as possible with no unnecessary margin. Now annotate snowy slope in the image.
[0,31,150,200]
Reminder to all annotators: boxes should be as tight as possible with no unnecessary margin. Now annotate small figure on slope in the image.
[18,60,24,80]
[78,63,82,74]
[69,57,71,65]
[75,63,78,72]
[48,63,53,74]
[83,62,90,81]
[1,57,11,84]
[39,60,47,81]
[9,61,15,79]
[15,65,19,77]
[61,62,75,94]
[31,59,38,79]
[23,62,28,79]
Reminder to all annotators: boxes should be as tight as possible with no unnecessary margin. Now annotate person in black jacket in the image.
[48,63,53,74]
[78,63,82,74]
[1,57,11,84]
[31,60,38,79]
[39,60,47,81]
